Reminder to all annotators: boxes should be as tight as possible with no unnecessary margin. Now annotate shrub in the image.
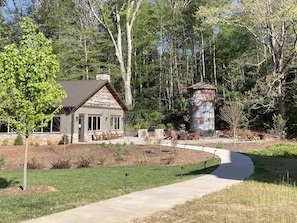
[0,154,5,170]
[168,149,178,164]
[27,157,43,169]
[2,139,8,146]
[14,135,23,146]
[59,134,69,145]
[99,156,106,165]
[51,159,71,169]
[139,154,150,166]
[76,155,94,168]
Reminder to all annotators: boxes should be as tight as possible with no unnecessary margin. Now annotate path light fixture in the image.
[124,172,129,189]
[180,166,184,179]
[213,149,217,158]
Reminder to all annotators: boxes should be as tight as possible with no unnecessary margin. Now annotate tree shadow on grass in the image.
[176,164,220,177]
[246,153,297,184]
[0,177,20,189]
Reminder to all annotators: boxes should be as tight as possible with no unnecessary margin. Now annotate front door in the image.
[78,115,84,142]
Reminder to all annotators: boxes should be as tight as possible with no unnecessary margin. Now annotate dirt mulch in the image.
[0,140,283,195]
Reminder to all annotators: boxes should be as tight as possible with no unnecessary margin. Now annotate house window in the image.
[88,115,101,131]
[110,116,120,130]
[35,116,61,133]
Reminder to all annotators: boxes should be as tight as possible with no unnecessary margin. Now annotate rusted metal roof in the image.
[187,82,216,91]
[59,80,128,112]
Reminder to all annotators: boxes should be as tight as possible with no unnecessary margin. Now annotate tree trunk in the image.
[23,136,29,191]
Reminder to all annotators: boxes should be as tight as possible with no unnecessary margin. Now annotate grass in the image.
[0,158,220,223]
[134,142,297,223]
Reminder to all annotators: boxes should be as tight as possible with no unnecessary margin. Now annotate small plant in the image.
[27,157,43,169]
[167,123,174,131]
[139,154,150,166]
[2,139,8,146]
[113,144,130,163]
[171,138,178,147]
[59,134,69,145]
[76,155,94,168]
[51,159,71,169]
[14,134,23,146]
[34,142,40,147]
[168,149,178,164]
[98,156,106,165]
[47,140,52,146]
[266,114,287,140]
[216,141,224,149]
[114,147,124,162]
[179,123,186,130]
[0,153,5,170]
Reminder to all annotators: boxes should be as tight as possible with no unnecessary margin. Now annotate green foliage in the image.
[2,139,8,146]
[248,143,297,158]
[139,154,150,166]
[113,144,130,162]
[59,134,69,145]
[167,123,174,131]
[51,159,72,169]
[128,109,165,130]
[14,135,23,146]
[179,124,186,130]
[0,17,66,137]
[265,114,287,140]
[0,153,4,169]
[0,158,220,222]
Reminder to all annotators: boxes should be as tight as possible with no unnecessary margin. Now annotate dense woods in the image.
[1,0,297,137]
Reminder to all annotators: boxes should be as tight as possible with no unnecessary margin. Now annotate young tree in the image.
[219,101,244,145]
[0,17,66,190]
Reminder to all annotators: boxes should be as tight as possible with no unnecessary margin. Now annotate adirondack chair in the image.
[93,131,102,141]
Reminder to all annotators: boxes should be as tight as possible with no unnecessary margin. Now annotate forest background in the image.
[1,0,297,138]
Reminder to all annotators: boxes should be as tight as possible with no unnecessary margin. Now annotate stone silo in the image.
[187,82,216,137]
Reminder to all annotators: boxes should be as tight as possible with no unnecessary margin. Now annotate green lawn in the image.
[0,158,220,223]
[133,142,297,223]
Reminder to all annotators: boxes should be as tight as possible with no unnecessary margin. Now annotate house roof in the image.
[59,80,128,112]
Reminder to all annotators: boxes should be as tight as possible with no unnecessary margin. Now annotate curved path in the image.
[23,144,254,223]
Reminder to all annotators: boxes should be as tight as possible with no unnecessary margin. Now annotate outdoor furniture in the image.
[93,131,102,141]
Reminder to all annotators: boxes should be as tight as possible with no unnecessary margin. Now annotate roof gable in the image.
[59,80,128,111]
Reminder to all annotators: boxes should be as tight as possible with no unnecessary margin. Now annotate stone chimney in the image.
[96,74,110,82]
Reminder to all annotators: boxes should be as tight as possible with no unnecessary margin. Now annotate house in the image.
[0,74,128,145]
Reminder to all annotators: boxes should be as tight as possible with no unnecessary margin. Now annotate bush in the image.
[51,159,71,169]
[0,154,5,170]
[59,134,69,145]
[14,135,23,146]
[76,155,94,168]
[27,157,43,169]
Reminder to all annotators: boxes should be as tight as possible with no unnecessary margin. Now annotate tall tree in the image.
[196,0,297,117]
[0,17,66,190]
[87,0,143,109]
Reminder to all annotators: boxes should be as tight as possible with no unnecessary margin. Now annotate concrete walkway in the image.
[22,141,254,223]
